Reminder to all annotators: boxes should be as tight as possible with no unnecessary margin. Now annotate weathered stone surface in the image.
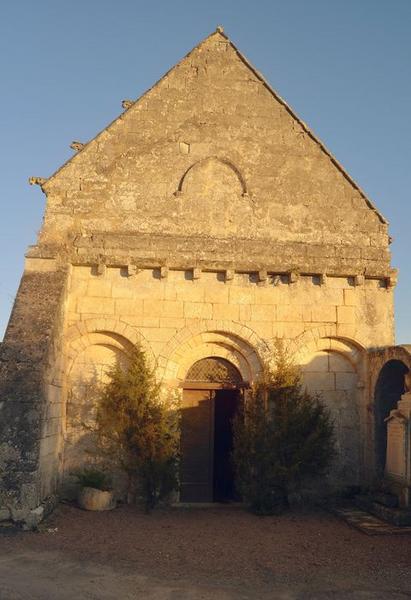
[0,268,67,516]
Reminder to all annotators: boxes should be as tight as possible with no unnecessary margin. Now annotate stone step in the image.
[332,505,411,535]
[355,495,411,527]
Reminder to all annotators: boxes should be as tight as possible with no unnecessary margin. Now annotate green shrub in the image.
[94,344,179,512]
[73,467,112,491]
[232,342,335,515]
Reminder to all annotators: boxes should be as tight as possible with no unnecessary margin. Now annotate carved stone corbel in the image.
[70,141,85,152]
[29,177,47,187]
[96,263,106,277]
[385,269,398,289]
[127,264,140,278]
[160,266,169,279]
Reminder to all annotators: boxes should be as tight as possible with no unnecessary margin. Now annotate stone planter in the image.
[78,487,115,511]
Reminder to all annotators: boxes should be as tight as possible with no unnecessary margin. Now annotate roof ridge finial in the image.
[216,25,224,34]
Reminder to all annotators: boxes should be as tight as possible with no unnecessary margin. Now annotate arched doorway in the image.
[374,360,408,476]
[180,357,245,503]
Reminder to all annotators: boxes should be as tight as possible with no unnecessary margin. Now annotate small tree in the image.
[232,342,335,515]
[94,344,179,511]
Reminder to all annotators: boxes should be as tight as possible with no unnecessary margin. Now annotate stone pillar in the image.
[385,392,411,507]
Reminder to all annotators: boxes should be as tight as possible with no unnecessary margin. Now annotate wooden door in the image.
[180,389,214,502]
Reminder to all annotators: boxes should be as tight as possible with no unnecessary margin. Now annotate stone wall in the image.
[60,265,394,489]
[0,259,67,522]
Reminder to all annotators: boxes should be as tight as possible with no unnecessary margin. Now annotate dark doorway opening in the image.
[374,360,408,476]
[213,389,240,502]
[179,386,242,502]
[180,356,245,503]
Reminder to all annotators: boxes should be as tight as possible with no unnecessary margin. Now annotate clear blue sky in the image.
[1,0,410,342]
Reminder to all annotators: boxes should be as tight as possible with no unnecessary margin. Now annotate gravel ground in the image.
[1,503,411,599]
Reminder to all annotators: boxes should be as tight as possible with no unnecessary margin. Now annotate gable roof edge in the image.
[41,29,388,226]
[222,33,388,225]
[41,32,223,190]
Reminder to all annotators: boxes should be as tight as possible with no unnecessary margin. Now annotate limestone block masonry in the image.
[0,28,403,523]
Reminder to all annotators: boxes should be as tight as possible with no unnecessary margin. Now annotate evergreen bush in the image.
[232,341,335,515]
[93,344,179,511]
[73,467,112,491]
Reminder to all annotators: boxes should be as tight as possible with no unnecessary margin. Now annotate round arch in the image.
[177,156,248,196]
[185,357,243,386]
[64,317,154,375]
[295,333,365,487]
[296,336,365,376]
[374,359,409,476]
[290,324,367,362]
[158,322,267,386]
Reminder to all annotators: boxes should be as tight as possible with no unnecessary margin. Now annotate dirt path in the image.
[1,504,411,599]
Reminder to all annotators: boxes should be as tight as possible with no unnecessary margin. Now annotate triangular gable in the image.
[39,27,387,224]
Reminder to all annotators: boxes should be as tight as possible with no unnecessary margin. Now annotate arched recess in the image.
[291,324,367,362]
[298,336,365,488]
[62,330,134,481]
[61,320,153,489]
[368,345,411,478]
[374,359,409,477]
[64,318,154,370]
[158,321,267,386]
[177,156,248,196]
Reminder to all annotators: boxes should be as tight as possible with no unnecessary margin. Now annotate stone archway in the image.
[368,346,411,479]
[61,325,147,495]
[297,336,365,488]
[159,321,266,386]
[159,326,264,503]
[374,360,409,476]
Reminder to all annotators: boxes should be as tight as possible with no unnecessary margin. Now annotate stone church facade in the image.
[1,28,410,522]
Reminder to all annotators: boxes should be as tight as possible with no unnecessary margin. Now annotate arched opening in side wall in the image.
[374,359,408,477]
